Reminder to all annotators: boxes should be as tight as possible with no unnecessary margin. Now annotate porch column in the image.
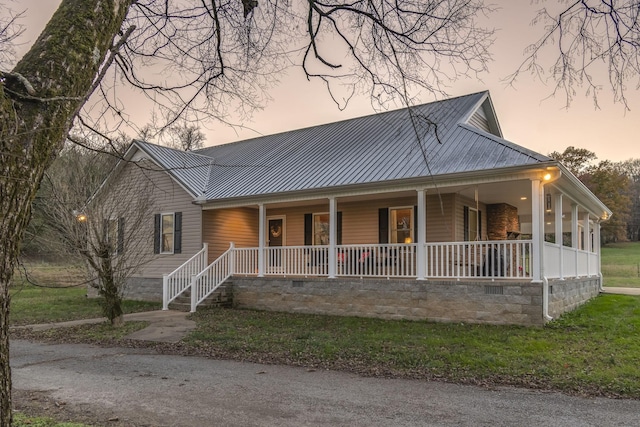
[328,196,337,279]
[531,179,543,282]
[416,188,426,280]
[571,204,579,248]
[571,204,579,276]
[595,220,602,284]
[258,203,265,277]
[583,212,591,276]
[555,193,564,280]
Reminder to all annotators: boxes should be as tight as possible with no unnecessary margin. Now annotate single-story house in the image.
[104,91,612,326]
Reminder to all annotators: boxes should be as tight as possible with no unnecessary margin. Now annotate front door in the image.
[267,217,285,267]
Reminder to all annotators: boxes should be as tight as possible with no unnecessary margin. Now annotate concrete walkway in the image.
[13,310,196,343]
[601,287,640,296]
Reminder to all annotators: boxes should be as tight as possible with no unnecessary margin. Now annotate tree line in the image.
[549,147,640,244]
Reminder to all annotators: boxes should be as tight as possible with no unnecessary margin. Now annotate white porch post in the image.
[571,204,579,248]
[595,221,603,288]
[583,212,591,276]
[531,179,543,282]
[572,203,579,275]
[416,189,426,280]
[258,203,265,277]
[555,193,564,280]
[328,196,337,279]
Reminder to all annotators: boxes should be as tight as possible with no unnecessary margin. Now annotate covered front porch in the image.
[164,167,608,322]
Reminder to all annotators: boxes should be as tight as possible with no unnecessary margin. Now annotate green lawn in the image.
[181,295,640,398]
[601,241,640,287]
[10,261,160,325]
[9,251,640,401]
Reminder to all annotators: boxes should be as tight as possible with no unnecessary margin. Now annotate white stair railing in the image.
[190,243,235,312]
[162,243,208,310]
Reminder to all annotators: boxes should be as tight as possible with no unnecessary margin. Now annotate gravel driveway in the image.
[11,340,640,426]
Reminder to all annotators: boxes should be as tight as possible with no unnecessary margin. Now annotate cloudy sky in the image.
[11,1,640,162]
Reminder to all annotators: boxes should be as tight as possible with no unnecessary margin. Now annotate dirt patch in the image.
[13,389,151,427]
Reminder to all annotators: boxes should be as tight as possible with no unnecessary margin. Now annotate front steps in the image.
[168,282,233,312]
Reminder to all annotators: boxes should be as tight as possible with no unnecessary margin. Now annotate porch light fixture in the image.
[543,173,552,181]
[520,196,527,201]
[404,237,412,244]
[602,211,609,220]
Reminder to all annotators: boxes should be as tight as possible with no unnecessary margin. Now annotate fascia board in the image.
[198,163,553,210]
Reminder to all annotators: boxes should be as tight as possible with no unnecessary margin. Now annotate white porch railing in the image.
[543,242,599,279]
[162,243,208,310]
[229,241,533,280]
[190,243,234,312]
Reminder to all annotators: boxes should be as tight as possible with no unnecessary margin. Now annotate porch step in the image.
[168,282,233,312]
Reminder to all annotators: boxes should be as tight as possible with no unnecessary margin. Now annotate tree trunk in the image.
[0,1,132,424]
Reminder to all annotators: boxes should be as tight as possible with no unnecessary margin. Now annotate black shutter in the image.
[337,211,342,245]
[304,213,313,245]
[463,206,469,241]
[174,212,182,254]
[378,208,389,244]
[117,217,125,255]
[153,214,160,254]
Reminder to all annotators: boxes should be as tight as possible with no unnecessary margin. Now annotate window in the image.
[389,207,414,244]
[154,212,182,254]
[161,213,174,253]
[464,206,480,241]
[313,213,329,245]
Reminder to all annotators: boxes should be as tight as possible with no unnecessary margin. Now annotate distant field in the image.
[601,242,640,288]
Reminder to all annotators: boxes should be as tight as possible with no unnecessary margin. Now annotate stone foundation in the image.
[547,277,600,319]
[86,277,164,302]
[231,277,546,326]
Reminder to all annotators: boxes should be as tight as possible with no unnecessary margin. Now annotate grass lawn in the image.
[9,282,160,326]
[13,412,91,427]
[601,241,640,288]
[181,294,640,398]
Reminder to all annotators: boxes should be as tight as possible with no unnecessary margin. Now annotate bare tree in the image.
[508,0,640,109]
[36,143,156,326]
[0,0,494,424]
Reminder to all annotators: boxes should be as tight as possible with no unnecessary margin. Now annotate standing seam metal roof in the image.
[135,92,551,201]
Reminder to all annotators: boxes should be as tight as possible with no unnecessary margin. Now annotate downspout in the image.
[542,276,553,322]
[539,168,562,322]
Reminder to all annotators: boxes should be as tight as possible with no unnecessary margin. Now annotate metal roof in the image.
[135,92,552,201]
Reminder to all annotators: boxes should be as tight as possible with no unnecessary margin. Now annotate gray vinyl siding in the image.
[468,108,490,133]
[119,161,202,279]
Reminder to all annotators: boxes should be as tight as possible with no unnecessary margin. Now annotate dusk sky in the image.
[12,1,640,163]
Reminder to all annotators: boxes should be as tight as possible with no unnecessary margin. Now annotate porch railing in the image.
[162,243,208,310]
[544,242,599,279]
[191,243,234,312]
[229,240,532,280]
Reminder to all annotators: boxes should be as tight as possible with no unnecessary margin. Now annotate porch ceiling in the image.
[242,181,534,214]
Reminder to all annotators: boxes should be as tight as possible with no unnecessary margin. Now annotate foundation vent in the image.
[292,280,303,288]
[484,285,504,295]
